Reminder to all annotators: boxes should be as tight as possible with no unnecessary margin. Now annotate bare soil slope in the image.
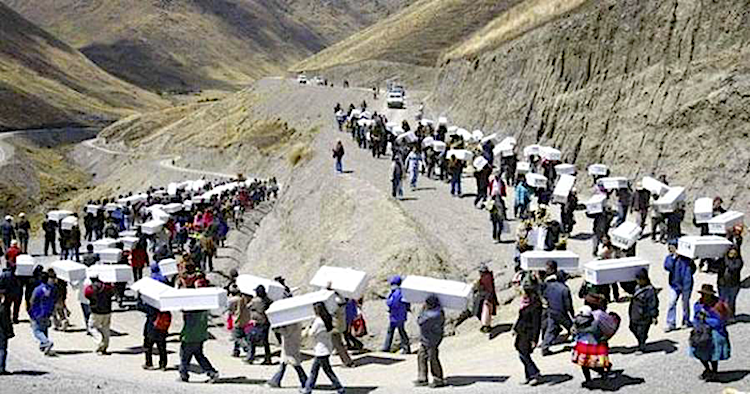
[4,0,411,93]
[0,3,167,131]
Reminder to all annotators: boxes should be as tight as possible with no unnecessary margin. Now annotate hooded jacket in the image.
[386,287,410,324]
[418,300,444,348]
[664,253,696,290]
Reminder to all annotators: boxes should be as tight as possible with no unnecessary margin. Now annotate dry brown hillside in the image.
[4,0,411,93]
[0,3,167,131]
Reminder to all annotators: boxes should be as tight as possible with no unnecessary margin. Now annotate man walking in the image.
[0,266,22,324]
[179,309,219,383]
[43,218,58,256]
[382,276,411,354]
[540,261,574,356]
[85,274,115,355]
[28,271,55,355]
[414,295,445,388]
[0,217,14,254]
[15,214,30,255]
[664,240,696,332]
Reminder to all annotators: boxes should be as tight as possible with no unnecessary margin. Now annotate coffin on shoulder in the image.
[708,211,745,235]
[47,210,73,222]
[141,219,166,235]
[516,161,531,174]
[693,198,714,224]
[521,250,580,272]
[158,258,179,277]
[400,276,472,310]
[267,290,338,328]
[588,164,608,176]
[237,274,287,301]
[585,194,607,214]
[309,266,370,300]
[654,187,686,213]
[61,216,78,230]
[15,255,40,277]
[553,174,575,203]
[642,176,669,197]
[677,236,733,259]
[598,177,628,190]
[157,287,228,312]
[130,277,174,310]
[98,248,123,263]
[52,260,87,284]
[584,258,650,285]
[88,264,133,283]
[555,164,576,176]
[92,238,119,252]
[609,222,642,250]
[525,173,548,188]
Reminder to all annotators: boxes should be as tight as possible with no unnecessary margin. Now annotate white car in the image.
[297,75,308,84]
[387,92,405,109]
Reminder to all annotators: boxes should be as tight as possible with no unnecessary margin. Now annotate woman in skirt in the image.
[571,293,612,387]
[690,284,731,381]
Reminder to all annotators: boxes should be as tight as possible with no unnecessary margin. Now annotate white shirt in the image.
[308,317,333,357]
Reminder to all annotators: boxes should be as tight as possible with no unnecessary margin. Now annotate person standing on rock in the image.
[29,270,56,356]
[414,295,446,388]
[628,269,659,353]
[514,279,542,386]
[302,302,346,394]
[664,240,696,332]
[42,218,58,256]
[85,273,115,355]
[382,275,411,354]
[15,213,30,255]
[332,140,345,174]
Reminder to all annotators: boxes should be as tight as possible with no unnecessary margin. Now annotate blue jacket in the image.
[693,302,728,338]
[664,253,695,290]
[515,183,530,206]
[29,283,55,320]
[386,287,410,324]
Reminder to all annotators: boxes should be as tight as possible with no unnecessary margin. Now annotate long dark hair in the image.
[313,302,333,332]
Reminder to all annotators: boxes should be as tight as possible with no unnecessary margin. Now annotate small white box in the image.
[267,290,338,328]
[438,116,448,125]
[309,266,370,300]
[708,211,745,235]
[92,238,119,252]
[85,205,101,214]
[152,190,167,197]
[47,210,73,222]
[16,255,42,276]
[99,248,123,263]
[105,203,123,212]
[422,137,435,148]
[598,177,629,190]
[158,287,227,312]
[521,250,580,271]
[473,156,488,171]
[400,276,472,310]
[584,258,650,285]
[151,209,171,222]
[130,278,174,310]
[654,187,686,213]
[396,131,418,144]
[141,219,166,235]
[553,174,576,203]
[609,222,642,250]
[237,274,287,301]
[88,264,133,283]
[525,173,548,188]
[61,216,78,230]
[120,230,137,238]
[677,236,733,259]
[585,194,607,214]
[447,149,474,162]
[642,176,669,197]
[431,141,446,152]
[51,260,87,284]
[457,128,472,141]
[119,236,139,250]
[158,258,179,277]
[493,144,514,158]
[694,198,714,224]
[588,164,608,176]
[540,146,561,161]
[529,227,548,250]
[523,144,541,157]
[516,161,530,174]
[163,203,183,214]
[555,164,576,176]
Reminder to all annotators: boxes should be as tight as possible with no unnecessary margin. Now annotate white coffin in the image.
[420,119,434,127]
[61,216,78,230]
[693,198,714,224]
[588,164,608,176]
[183,200,194,210]
[119,236,139,250]
[472,130,484,143]
[163,203,183,214]
[609,222,642,250]
[99,248,123,263]
[584,258,650,285]
[525,173,548,189]
[438,116,448,125]
[481,133,497,144]
[141,219,166,235]
[677,236,733,259]
[117,194,147,205]
[168,183,178,196]
[553,174,576,203]
[654,187,686,213]
[51,260,87,284]
[523,144,541,157]
[400,276,472,310]
[540,146,561,161]
[422,137,435,148]
[120,230,137,238]
[473,156,488,171]
[457,128,472,141]
[555,164,576,176]
[152,190,167,198]
[16,255,43,277]
[85,205,101,214]
[88,264,133,283]
[309,266,370,300]
[105,203,123,212]
[390,126,404,136]
[267,290,338,328]
[447,149,473,162]
[130,278,174,310]
[431,141,447,152]
[157,287,227,312]
[496,137,517,158]
[237,274,287,301]
[151,209,171,222]
[521,250,580,271]
[158,258,179,277]
[529,227,548,250]
[708,211,745,235]
[47,210,73,222]
[598,177,629,190]
[92,238,119,252]
[516,161,531,174]
[585,194,607,214]
[642,176,669,197]
[398,131,418,144]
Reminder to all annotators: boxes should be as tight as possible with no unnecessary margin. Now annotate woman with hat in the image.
[716,247,743,321]
[513,279,542,385]
[571,293,613,387]
[690,284,731,381]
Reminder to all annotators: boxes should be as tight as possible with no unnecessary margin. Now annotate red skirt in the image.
[571,341,611,369]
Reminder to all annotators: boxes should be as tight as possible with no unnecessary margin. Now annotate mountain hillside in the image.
[0,3,167,131]
[4,0,411,93]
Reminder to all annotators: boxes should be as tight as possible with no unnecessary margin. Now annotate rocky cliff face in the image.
[432,0,750,211]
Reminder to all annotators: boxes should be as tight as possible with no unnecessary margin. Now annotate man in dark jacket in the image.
[540,261,574,356]
[85,274,115,354]
[717,247,743,321]
[589,208,613,257]
[631,183,651,231]
[42,219,57,256]
[0,267,22,324]
[248,285,273,365]
[414,295,445,388]
[629,269,659,353]
[15,213,30,254]
[0,292,14,374]
[0,217,15,254]
[179,310,219,383]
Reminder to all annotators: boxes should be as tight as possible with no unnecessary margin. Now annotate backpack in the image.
[595,310,621,341]
[689,323,713,354]
[154,311,172,332]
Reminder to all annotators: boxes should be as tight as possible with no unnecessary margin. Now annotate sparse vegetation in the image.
[288,143,313,166]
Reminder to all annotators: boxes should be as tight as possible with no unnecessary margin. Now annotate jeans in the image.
[0,335,7,372]
[144,336,168,368]
[179,342,217,380]
[303,356,344,394]
[382,322,410,352]
[269,362,308,388]
[248,325,271,363]
[392,178,403,198]
[31,317,53,351]
[89,313,111,352]
[518,349,540,380]
[450,173,461,196]
[491,215,503,241]
[592,233,601,257]
[615,203,628,226]
[410,166,419,188]
[417,344,444,382]
[335,158,343,173]
[666,286,692,329]
[541,312,572,351]
[719,286,740,318]
[132,267,143,282]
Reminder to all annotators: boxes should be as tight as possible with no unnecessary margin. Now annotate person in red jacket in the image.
[130,238,149,282]
[3,241,21,269]
[84,274,115,355]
